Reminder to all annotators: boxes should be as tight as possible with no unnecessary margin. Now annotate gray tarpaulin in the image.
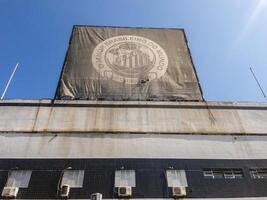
[55,26,203,101]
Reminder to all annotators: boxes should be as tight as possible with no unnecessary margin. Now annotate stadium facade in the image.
[0,26,267,200]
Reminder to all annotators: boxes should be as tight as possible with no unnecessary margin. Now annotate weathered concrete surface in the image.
[0,133,266,159]
[0,100,267,134]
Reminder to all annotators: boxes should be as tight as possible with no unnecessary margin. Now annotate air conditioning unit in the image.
[1,186,19,198]
[172,186,186,197]
[60,184,70,198]
[118,186,132,197]
[91,193,102,200]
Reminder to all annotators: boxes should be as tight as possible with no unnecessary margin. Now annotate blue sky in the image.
[0,0,267,101]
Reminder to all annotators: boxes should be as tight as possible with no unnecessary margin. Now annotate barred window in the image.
[224,169,243,179]
[203,169,243,179]
[250,169,267,179]
[203,169,223,179]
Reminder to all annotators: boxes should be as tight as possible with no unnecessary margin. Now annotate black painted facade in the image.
[1,159,267,199]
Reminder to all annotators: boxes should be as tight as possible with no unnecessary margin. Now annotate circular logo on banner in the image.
[92,35,168,84]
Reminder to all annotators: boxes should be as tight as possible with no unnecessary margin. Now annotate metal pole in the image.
[250,67,267,100]
[1,62,19,100]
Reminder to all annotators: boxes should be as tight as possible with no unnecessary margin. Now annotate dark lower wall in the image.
[0,159,267,199]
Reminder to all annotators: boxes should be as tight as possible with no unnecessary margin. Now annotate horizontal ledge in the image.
[0,131,267,136]
[0,100,267,110]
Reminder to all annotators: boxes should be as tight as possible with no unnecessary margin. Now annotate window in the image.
[203,169,223,179]
[115,170,135,187]
[166,170,188,187]
[250,169,267,179]
[61,170,84,188]
[6,170,32,188]
[224,169,243,179]
[203,169,243,179]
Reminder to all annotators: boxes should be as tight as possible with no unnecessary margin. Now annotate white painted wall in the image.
[0,100,267,134]
[0,133,266,159]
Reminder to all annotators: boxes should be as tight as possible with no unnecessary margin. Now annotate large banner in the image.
[55,26,203,101]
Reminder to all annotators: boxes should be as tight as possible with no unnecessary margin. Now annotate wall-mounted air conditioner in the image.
[1,186,19,198]
[91,193,102,200]
[118,186,132,197]
[60,184,70,198]
[172,186,187,197]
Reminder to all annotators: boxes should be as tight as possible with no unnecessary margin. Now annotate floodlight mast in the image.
[1,62,19,100]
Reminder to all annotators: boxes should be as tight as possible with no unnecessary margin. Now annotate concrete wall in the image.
[0,100,266,134]
[0,133,266,159]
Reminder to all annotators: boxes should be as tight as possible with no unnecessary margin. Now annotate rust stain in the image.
[234,110,246,134]
[204,101,216,126]
[44,106,54,133]
[31,105,41,132]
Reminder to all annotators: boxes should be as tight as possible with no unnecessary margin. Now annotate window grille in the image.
[224,169,243,179]
[250,169,267,179]
[203,169,223,179]
[203,169,243,179]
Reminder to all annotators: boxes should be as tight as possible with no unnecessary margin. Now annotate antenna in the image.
[1,62,19,100]
[249,67,267,100]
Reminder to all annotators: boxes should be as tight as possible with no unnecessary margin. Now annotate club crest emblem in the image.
[92,35,168,84]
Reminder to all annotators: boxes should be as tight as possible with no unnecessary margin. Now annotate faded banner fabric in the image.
[55,26,203,101]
